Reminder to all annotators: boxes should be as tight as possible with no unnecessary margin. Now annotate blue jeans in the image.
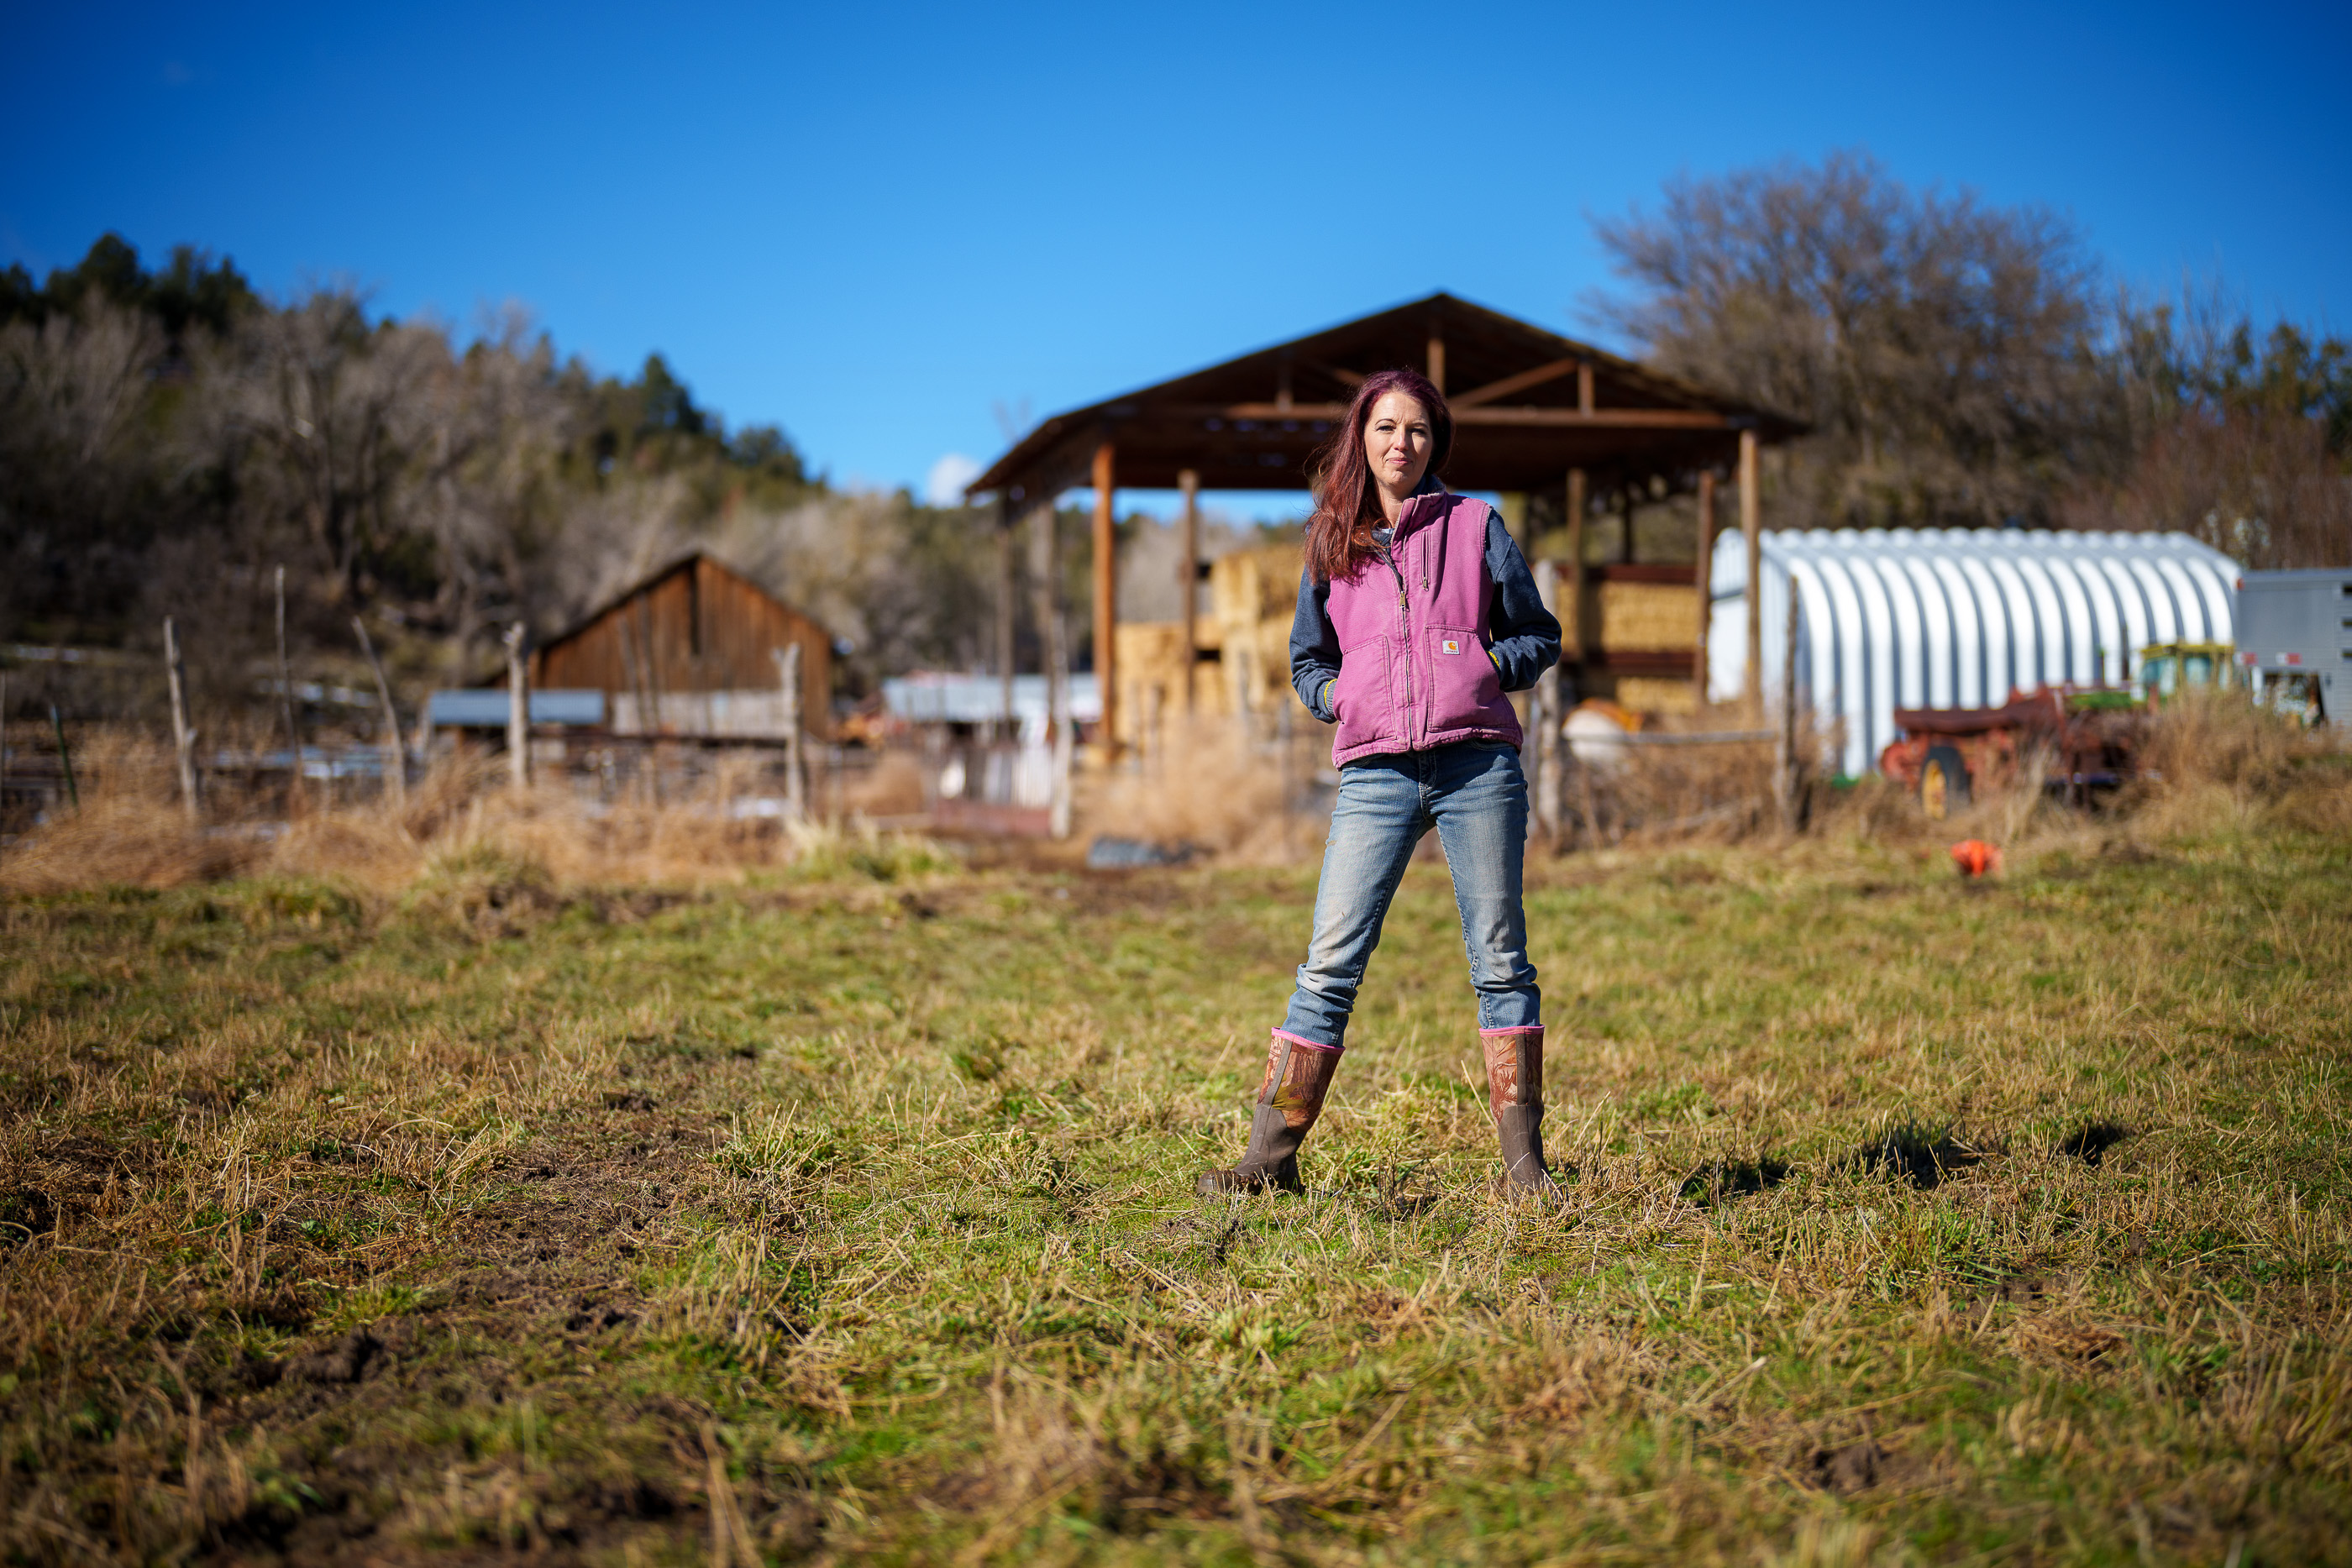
[1277,741,1539,1051]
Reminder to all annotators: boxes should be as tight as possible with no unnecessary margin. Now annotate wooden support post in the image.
[1530,559,1562,840]
[352,616,404,812]
[1522,559,1545,833]
[1178,469,1200,716]
[1620,487,1637,564]
[615,611,654,803]
[164,616,200,824]
[1426,329,1446,395]
[616,612,640,732]
[1693,471,1716,705]
[635,595,668,804]
[773,643,805,820]
[504,622,530,790]
[1777,576,1802,831]
[1031,499,1073,840]
[1740,428,1762,713]
[1565,469,1589,667]
[1578,761,1601,852]
[50,704,77,810]
[617,609,650,736]
[634,597,661,730]
[273,565,303,810]
[995,498,1017,742]
[1277,674,1294,858]
[1498,493,1530,556]
[1577,360,1594,416]
[1091,440,1117,757]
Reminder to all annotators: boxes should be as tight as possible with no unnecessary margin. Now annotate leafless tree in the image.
[2091,410,2349,567]
[1589,149,2121,529]
[0,301,170,633]
[2075,280,2352,566]
[410,308,575,678]
[188,288,444,605]
[163,291,576,679]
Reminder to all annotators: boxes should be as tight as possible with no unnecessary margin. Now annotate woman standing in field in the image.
[1199,368,1563,1198]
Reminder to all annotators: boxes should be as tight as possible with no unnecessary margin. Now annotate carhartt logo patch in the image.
[1441,637,1463,655]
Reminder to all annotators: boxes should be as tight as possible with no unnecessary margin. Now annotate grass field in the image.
[3,799,2350,1563]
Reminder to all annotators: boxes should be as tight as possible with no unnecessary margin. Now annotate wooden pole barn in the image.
[962,291,1803,742]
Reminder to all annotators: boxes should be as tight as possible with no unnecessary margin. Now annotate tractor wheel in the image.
[1920,744,1971,821]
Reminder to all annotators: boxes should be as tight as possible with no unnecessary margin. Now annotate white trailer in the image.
[2236,569,2352,724]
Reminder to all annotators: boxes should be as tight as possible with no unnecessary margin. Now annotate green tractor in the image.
[2136,641,2239,705]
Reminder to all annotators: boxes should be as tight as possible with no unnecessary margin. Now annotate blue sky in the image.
[5,0,2346,519]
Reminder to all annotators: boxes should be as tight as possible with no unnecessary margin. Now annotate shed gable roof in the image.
[538,549,823,654]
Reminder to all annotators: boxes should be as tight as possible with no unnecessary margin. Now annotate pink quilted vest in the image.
[1323,490,1524,766]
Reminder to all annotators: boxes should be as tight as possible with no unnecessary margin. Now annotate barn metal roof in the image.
[964,291,1805,501]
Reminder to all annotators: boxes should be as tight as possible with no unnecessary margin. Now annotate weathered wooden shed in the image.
[522,551,833,739]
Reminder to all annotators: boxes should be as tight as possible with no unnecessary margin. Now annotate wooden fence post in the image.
[274,566,303,811]
[165,616,200,823]
[50,704,78,810]
[1693,469,1717,700]
[504,622,530,790]
[352,617,405,812]
[1776,576,1802,831]
[773,643,806,821]
[1530,559,1565,840]
[1578,751,1600,852]
[1278,682,1294,860]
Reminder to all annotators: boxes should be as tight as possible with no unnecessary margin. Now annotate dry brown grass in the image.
[0,735,255,892]
[0,737,955,898]
[1089,715,1318,863]
[1590,695,2352,869]
[2125,688,2352,841]
[840,748,928,818]
[10,700,2345,902]
[1577,723,1784,847]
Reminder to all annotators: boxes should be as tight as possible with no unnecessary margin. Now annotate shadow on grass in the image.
[1679,1158,1793,1206]
[1859,1121,1983,1189]
[2056,1120,2134,1166]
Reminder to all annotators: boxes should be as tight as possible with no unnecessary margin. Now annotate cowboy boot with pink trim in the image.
[1482,1026,1560,1198]
[1197,1032,1342,1196]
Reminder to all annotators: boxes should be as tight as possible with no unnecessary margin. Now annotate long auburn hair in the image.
[1303,367,1452,584]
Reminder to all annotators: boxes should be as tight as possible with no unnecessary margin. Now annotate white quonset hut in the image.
[1708,528,2243,777]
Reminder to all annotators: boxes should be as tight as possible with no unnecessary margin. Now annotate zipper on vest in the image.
[1381,544,1412,731]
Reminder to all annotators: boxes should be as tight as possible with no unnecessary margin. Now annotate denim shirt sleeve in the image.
[1289,565,1340,722]
[1483,508,1562,692]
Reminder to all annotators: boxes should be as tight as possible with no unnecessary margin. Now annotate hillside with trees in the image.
[0,237,1017,725]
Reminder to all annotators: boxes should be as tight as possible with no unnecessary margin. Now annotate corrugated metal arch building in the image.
[1708,528,2242,777]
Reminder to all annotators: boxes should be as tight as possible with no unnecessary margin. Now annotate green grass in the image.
[3,823,2349,1564]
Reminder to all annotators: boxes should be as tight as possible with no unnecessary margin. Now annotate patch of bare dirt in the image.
[1809,1439,1887,1495]
[145,1113,768,1564]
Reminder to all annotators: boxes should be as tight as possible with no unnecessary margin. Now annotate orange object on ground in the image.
[1950,840,2001,878]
